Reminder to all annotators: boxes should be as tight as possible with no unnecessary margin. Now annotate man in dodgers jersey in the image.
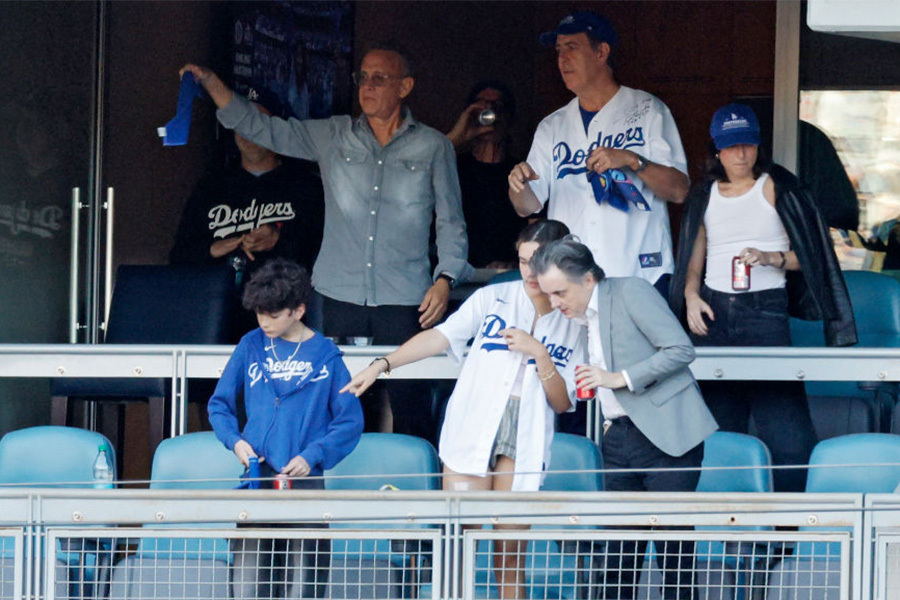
[509,11,690,297]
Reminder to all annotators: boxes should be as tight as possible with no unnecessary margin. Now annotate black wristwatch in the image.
[633,153,649,173]
[437,273,456,288]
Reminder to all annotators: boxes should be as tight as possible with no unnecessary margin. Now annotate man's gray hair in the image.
[364,40,415,78]
[530,236,605,283]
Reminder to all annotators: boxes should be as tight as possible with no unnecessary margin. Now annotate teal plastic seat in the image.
[697,431,773,494]
[326,433,440,599]
[791,270,900,435]
[0,426,117,488]
[108,432,243,600]
[523,434,601,598]
[693,432,774,600]
[148,431,244,491]
[804,433,900,494]
[0,426,117,600]
[325,432,440,492]
[768,434,900,600]
[541,432,603,493]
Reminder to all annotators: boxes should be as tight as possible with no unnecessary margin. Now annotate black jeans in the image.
[591,416,704,600]
[692,285,817,492]
[321,295,437,444]
[233,473,329,599]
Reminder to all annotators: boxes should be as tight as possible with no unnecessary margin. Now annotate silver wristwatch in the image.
[633,154,649,173]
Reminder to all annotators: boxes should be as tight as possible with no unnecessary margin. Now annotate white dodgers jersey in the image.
[526,86,688,283]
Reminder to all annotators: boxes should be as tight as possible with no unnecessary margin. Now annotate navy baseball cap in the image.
[539,11,618,47]
[710,103,761,150]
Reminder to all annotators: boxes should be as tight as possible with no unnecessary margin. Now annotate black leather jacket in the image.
[669,164,858,347]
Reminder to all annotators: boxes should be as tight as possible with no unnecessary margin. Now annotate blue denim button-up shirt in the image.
[218,95,471,306]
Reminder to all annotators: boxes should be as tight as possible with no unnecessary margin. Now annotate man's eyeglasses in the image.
[351,72,405,88]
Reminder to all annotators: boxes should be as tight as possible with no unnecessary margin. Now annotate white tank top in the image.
[704,173,790,293]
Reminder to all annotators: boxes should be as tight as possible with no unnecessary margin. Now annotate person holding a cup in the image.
[668,103,856,492]
[531,236,717,600]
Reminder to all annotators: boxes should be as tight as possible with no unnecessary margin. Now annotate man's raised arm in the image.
[180,64,233,109]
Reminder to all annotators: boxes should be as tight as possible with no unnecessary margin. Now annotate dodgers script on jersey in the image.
[208,199,295,239]
[526,86,688,283]
[435,281,585,491]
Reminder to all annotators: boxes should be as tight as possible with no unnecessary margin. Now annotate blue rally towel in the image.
[587,168,651,212]
[235,456,262,490]
[158,73,202,146]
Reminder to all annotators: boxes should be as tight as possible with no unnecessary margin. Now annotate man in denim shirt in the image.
[182,42,470,440]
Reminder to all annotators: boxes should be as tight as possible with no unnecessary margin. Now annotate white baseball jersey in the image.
[526,86,688,283]
[435,281,585,491]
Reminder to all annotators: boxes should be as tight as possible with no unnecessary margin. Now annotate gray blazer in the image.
[595,277,718,457]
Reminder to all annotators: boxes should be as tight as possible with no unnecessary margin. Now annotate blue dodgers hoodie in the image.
[208,329,363,474]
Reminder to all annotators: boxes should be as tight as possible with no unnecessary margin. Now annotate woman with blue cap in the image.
[669,103,856,492]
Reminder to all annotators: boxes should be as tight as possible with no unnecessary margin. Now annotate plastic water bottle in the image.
[92,444,114,489]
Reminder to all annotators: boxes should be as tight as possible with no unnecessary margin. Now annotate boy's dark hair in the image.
[242,258,311,314]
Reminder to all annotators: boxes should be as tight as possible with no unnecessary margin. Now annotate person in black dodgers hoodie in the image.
[208,258,363,599]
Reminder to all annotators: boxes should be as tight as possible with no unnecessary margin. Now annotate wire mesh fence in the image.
[0,530,23,600]
[463,529,849,600]
[46,528,440,600]
[0,491,879,600]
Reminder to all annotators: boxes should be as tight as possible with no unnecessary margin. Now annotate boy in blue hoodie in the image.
[208,258,363,598]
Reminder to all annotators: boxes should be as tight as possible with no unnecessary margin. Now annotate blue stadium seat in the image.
[148,431,244,491]
[325,433,440,492]
[325,433,440,599]
[768,434,900,600]
[108,432,242,600]
[694,432,774,600]
[527,433,603,599]
[697,431,773,494]
[808,394,876,440]
[0,425,117,487]
[0,426,117,600]
[805,433,900,494]
[541,432,603,493]
[791,270,900,434]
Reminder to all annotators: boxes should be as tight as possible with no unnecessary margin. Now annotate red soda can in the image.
[732,256,751,291]
[576,365,595,400]
[274,475,292,490]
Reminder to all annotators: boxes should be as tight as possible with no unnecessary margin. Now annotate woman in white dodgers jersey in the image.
[342,219,584,599]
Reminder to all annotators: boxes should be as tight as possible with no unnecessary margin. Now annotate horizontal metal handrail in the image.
[0,488,865,527]
[4,343,898,438]
[0,490,880,600]
[2,343,900,381]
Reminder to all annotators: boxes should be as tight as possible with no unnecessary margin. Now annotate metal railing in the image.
[2,344,900,437]
[0,488,878,600]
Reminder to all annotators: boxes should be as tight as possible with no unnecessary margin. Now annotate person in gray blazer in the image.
[531,237,718,600]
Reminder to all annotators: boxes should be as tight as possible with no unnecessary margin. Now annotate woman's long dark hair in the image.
[704,139,772,183]
[516,219,570,249]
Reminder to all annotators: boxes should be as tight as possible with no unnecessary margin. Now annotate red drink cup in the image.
[576,365,595,400]
[274,475,292,490]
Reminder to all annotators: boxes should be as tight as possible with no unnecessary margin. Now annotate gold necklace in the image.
[269,336,303,362]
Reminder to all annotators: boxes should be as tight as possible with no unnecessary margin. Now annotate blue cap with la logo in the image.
[710,103,761,150]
